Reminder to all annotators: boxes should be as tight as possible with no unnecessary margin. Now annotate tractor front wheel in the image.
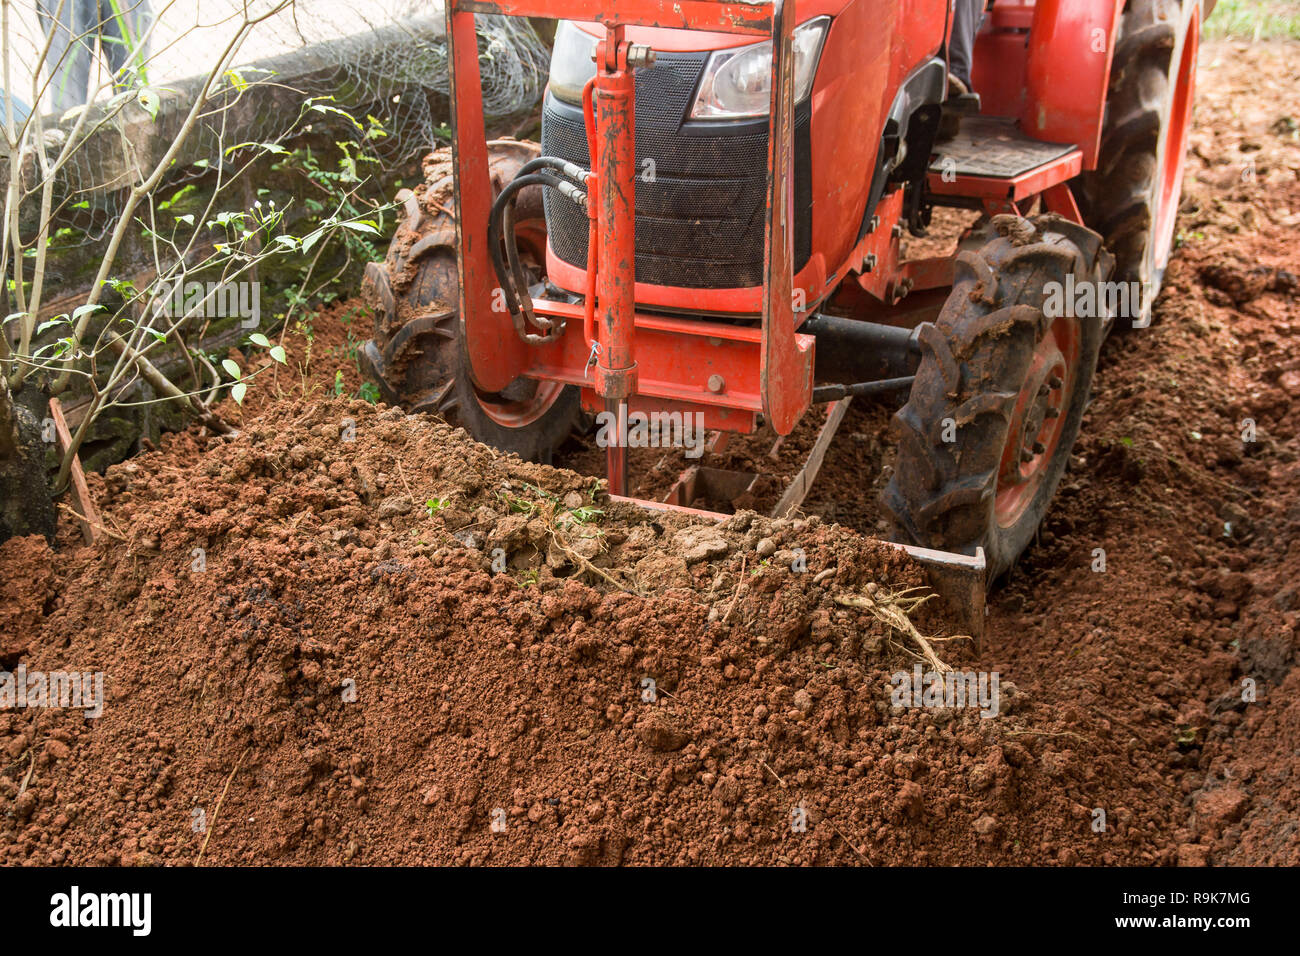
[882,215,1112,582]
[361,139,582,463]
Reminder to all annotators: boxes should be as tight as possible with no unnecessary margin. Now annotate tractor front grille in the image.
[540,50,812,294]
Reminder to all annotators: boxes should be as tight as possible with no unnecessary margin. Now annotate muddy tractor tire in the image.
[882,214,1113,582]
[361,138,582,463]
[1071,0,1200,329]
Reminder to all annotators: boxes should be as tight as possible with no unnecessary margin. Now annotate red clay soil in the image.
[991,40,1300,867]
[1,399,1063,867]
[1,39,1298,867]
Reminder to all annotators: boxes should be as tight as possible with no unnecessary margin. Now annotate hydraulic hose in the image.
[487,170,588,343]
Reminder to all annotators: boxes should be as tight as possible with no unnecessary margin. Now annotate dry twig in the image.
[722,555,748,624]
[196,747,249,865]
[57,502,127,542]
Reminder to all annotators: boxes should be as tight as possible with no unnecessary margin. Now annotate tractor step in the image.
[930,116,1076,180]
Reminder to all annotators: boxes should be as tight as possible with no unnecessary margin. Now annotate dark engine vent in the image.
[541,50,813,294]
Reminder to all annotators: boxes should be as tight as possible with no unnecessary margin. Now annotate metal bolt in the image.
[863,253,878,273]
[1021,448,1034,462]
[1045,406,1060,419]
[1032,441,1046,455]
[707,374,725,394]
[1048,374,1064,390]
[627,45,657,69]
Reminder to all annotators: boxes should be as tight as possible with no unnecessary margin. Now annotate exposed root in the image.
[826,819,870,864]
[195,747,248,866]
[834,584,959,674]
[551,527,643,596]
[56,502,128,542]
[760,758,786,788]
[540,495,642,596]
[721,555,748,624]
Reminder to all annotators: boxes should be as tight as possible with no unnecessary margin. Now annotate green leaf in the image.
[71,303,103,320]
[159,183,197,210]
[300,229,324,255]
[231,382,247,405]
[249,332,271,348]
[308,102,363,131]
[269,345,287,364]
[340,220,379,235]
[137,89,160,120]
[221,358,242,380]
[36,316,70,335]
[223,141,289,157]
[4,311,28,326]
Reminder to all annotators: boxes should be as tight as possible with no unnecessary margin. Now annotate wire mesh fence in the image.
[2,0,551,247]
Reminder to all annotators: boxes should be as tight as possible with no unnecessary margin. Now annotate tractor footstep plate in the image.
[931,116,1076,180]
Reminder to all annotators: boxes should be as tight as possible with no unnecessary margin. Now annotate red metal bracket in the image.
[1041,181,1085,224]
[445,0,811,442]
[760,0,814,435]
[445,3,527,393]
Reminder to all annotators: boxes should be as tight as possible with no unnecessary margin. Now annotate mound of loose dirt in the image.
[3,396,1197,866]
[0,536,56,659]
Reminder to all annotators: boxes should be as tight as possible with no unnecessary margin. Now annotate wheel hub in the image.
[994,315,1079,528]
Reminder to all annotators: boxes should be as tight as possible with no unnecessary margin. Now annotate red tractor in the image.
[361,0,1208,628]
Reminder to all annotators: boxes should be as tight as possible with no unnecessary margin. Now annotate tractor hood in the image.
[567,0,852,50]
[551,9,843,112]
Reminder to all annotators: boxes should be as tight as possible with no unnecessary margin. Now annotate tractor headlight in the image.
[690,17,830,119]
[548,20,599,105]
